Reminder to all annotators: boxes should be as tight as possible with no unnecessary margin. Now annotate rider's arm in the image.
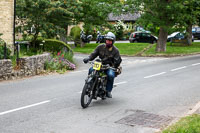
[88,45,101,61]
[113,50,122,68]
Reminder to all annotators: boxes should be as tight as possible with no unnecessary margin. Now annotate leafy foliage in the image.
[0,34,11,59]
[16,0,76,46]
[124,0,200,52]
[70,26,81,41]
[44,50,76,73]
[77,0,122,34]
[114,20,126,40]
[0,46,11,59]
[43,39,72,53]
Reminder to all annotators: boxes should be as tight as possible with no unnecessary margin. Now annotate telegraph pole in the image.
[13,0,16,48]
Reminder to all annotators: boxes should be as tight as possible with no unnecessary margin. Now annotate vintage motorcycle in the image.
[80,59,117,108]
[80,30,93,43]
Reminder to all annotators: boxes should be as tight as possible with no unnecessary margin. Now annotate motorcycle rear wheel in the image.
[81,83,93,108]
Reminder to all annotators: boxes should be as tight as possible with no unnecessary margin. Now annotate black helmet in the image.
[105,32,116,43]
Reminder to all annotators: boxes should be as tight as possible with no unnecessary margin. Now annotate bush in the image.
[70,26,81,40]
[70,26,81,45]
[0,45,11,59]
[114,20,125,40]
[43,39,73,54]
[0,34,11,59]
[44,50,76,73]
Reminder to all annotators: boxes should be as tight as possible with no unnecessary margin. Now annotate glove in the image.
[83,58,89,64]
[116,66,122,75]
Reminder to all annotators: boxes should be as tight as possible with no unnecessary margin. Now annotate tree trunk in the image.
[186,24,192,46]
[156,27,168,52]
[80,40,85,48]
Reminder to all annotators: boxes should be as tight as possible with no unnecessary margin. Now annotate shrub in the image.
[43,39,73,54]
[44,50,76,73]
[0,45,11,59]
[70,26,81,39]
[70,26,81,45]
[114,20,125,40]
[0,34,11,59]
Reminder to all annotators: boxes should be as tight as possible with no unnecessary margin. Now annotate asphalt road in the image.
[0,54,200,133]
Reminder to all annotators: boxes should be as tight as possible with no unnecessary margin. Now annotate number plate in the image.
[93,61,102,70]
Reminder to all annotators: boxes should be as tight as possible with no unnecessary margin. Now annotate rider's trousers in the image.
[89,67,115,92]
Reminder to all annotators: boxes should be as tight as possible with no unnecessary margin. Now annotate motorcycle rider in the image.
[83,32,122,98]
[96,31,104,43]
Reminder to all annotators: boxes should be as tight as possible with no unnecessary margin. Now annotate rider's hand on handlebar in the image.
[83,58,89,64]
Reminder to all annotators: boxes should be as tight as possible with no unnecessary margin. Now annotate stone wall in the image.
[0,59,13,80]
[0,53,50,81]
[0,0,14,49]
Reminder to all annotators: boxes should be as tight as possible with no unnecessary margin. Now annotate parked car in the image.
[129,31,157,44]
[167,32,194,42]
[192,27,200,39]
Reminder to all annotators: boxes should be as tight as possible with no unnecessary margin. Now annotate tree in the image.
[47,0,82,36]
[16,0,77,47]
[125,0,191,52]
[17,0,51,47]
[77,0,122,34]
[179,0,200,45]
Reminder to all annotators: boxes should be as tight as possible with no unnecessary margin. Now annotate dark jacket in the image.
[88,44,122,68]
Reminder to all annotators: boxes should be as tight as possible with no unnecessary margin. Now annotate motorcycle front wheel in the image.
[81,83,93,108]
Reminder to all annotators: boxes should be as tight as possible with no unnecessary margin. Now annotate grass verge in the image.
[144,42,200,56]
[73,43,150,55]
[73,42,200,57]
[162,114,200,133]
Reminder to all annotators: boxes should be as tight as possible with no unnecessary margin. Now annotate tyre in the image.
[133,40,138,43]
[81,83,93,108]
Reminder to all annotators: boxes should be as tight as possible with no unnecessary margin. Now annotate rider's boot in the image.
[106,91,112,98]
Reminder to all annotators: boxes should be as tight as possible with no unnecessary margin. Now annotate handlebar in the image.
[87,61,117,71]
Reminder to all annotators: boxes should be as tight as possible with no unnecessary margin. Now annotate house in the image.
[0,0,14,50]
[67,12,140,36]
[107,12,141,30]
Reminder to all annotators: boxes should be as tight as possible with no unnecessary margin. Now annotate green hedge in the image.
[43,39,73,53]
[70,26,81,45]
[70,26,81,40]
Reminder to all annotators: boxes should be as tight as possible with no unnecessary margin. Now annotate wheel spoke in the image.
[81,82,93,108]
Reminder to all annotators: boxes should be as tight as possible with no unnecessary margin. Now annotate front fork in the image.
[86,71,107,99]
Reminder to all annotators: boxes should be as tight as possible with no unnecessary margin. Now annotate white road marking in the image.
[72,70,88,73]
[72,71,82,73]
[187,101,200,115]
[121,57,128,60]
[144,72,166,79]
[171,66,187,72]
[191,63,200,66]
[0,100,50,116]
[114,81,127,85]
